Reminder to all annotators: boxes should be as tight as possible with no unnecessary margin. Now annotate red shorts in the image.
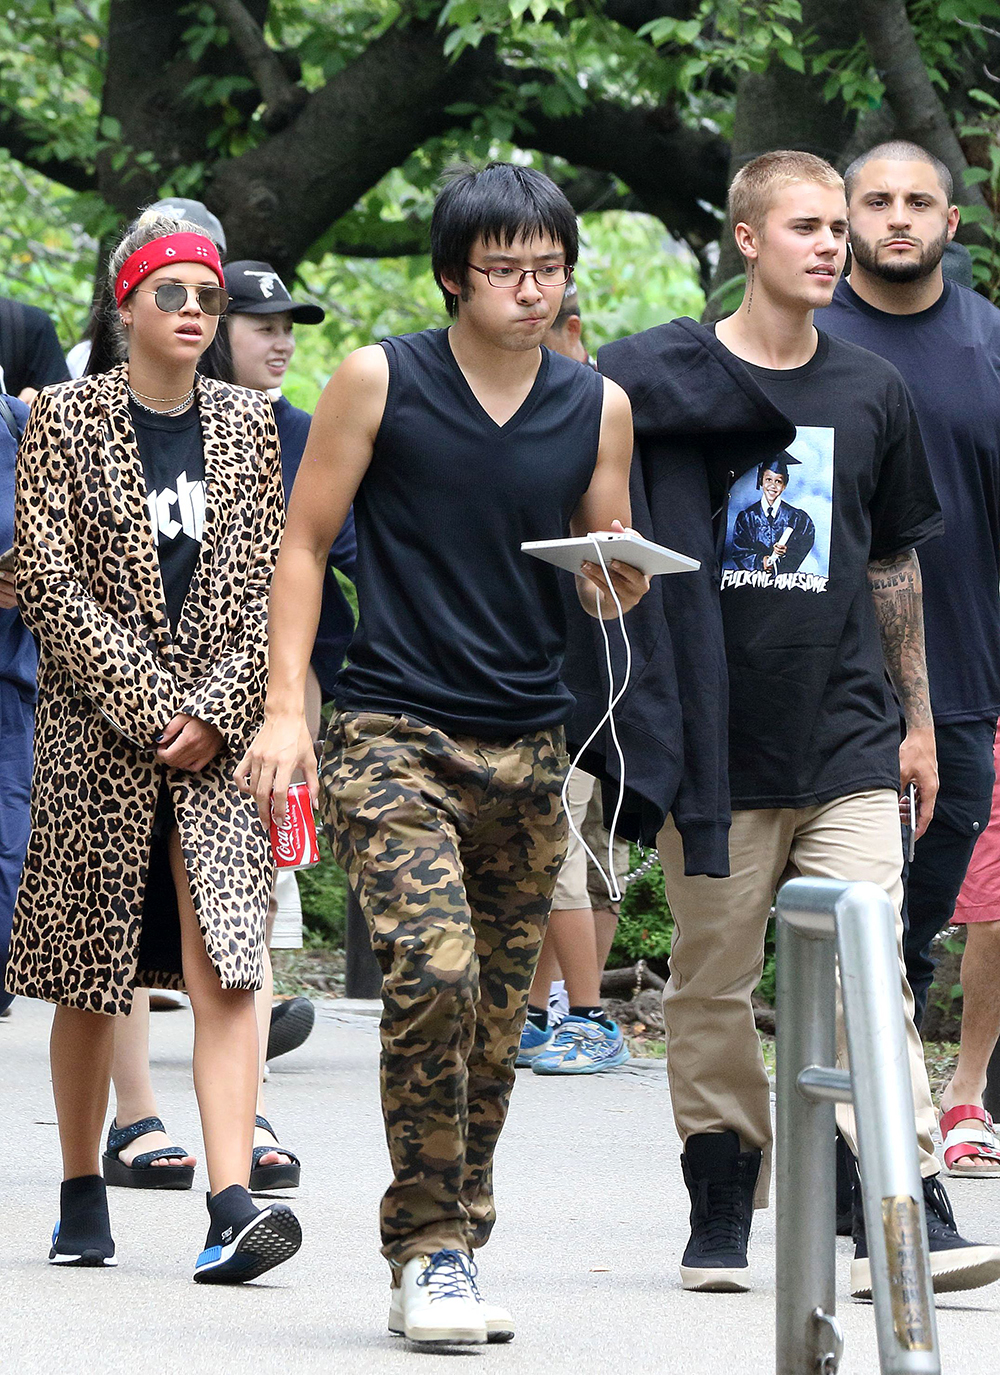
[954,730,1000,924]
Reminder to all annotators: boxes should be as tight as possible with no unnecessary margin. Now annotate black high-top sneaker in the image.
[851,1172,1000,1298]
[679,1130,761,1292]
[835,1130,857,1237]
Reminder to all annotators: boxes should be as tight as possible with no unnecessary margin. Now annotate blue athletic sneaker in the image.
[516,1018,553,1067]
[531,1015,630,1075]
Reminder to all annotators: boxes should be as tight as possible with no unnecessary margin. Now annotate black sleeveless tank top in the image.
[334,327,604,738]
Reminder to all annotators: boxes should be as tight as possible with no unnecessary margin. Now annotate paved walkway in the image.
[2,996,999,1373]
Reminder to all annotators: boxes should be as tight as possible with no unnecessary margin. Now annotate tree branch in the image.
[0,107,96,194]
[499,84,728,247]
[204,0,306,129]
[852,0,985,206]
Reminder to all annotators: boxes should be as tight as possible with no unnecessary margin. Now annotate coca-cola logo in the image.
[274,805,304,863]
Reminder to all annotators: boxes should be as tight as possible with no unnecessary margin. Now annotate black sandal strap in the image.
[106,1116,167,1159]
[252,1144,301,1168]
[254,1114,274,1134]
[130,1146,191,1169]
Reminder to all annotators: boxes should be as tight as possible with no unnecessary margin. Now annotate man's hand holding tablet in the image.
[521,519,699,619]
[576,520,650,616]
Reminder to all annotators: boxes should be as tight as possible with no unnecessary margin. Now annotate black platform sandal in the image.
[249,1115,301,1192]
[102,1116,195,1190]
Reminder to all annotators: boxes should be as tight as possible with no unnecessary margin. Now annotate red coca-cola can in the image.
[269,781,320,870]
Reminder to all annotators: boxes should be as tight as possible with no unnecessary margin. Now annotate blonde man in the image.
[601,150,1000,1299]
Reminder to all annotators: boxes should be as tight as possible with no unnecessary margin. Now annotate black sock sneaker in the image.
[49,1174,116,1267]
[679,1130,760,1292]
[194,1184,302,1285]
[526,1005,549,1032]
[835,1131,857,1237]
[851,1172,1000,1298]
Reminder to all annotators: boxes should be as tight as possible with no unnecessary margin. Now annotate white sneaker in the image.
[468,1275,515,1343]
[389,1250,487,1345]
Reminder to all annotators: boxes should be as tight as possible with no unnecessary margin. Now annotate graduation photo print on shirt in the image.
[721,426,833,593]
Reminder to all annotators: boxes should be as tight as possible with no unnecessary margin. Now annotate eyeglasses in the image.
[466,263,573,289]
[134,283,230,316]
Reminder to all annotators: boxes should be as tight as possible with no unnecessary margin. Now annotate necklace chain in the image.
[127,384,195,418]
[129,385,194,403]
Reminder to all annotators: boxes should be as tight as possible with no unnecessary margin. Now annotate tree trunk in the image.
[706,2,863,318]
[852,0,985,210]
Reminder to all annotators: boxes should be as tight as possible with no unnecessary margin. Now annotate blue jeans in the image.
[902,716,997,1029]
[0,681,32,1014]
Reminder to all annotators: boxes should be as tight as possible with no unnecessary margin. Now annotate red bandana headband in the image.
[115,232,225,307]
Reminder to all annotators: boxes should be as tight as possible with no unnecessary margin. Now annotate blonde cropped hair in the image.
[729,151,844,235]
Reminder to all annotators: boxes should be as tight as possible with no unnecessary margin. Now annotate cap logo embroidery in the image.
[245,270,282,299]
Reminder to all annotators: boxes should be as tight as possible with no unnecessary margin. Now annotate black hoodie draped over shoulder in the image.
[559,318,795,877]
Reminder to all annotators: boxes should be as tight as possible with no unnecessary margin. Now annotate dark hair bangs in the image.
[431,162,578,317]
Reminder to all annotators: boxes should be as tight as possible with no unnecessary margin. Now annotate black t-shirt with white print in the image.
[130,401,205,629]
[717,330,943,810]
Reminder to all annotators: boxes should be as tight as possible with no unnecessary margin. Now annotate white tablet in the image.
[521,532,700,578]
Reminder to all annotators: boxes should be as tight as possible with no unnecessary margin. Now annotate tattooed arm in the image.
[868,548,938,837]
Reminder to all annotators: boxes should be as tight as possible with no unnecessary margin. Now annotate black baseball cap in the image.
[223,260,325,324]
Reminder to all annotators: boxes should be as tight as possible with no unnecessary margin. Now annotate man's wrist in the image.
[903,717,934,737]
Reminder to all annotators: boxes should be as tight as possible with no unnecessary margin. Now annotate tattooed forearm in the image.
[867,548,932,730]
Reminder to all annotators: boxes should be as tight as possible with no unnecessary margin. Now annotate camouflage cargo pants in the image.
[320,710,569,1265]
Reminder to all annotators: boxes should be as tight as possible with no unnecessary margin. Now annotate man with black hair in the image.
[237,161,648,1345]
[820,140,1000,1172]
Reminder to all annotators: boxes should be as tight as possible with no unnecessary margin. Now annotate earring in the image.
[746,262,754,316]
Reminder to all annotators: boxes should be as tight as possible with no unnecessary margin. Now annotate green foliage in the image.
[961,88,1000,302]
[813,0,1000,113]
[295,834,349,947]
[0,153,106,346]
[613,850,673,964]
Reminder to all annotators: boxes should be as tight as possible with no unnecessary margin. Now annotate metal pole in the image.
[836,882,939,1374]
[344,886,382,999]
[775,878,940,1375]
[776,890,840,1375]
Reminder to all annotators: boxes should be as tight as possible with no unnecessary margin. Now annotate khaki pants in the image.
[658,789,939,1208]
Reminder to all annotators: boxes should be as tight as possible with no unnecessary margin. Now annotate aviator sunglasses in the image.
[134,282,230,315]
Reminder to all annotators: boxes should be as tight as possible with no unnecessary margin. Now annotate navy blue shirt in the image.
[0,395,35,699]
[819,279,1000,724]
[272,395,357,700]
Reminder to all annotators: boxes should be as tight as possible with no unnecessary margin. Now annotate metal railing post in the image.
[775,878,940,1375]
[836,884,938,1372]
[775,896,839,1374]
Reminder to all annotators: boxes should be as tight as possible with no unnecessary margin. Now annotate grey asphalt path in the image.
[3,996,1000,1375]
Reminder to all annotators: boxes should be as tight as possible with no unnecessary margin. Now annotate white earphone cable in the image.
[560,535,632,903]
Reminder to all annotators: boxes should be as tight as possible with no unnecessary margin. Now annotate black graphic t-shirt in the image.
[718,330,943,809]
[130,401,205,629]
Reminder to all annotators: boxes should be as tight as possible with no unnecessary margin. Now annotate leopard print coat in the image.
[7,364,284,1015]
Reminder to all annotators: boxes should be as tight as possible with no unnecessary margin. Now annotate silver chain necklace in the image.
[127,385,194,418]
